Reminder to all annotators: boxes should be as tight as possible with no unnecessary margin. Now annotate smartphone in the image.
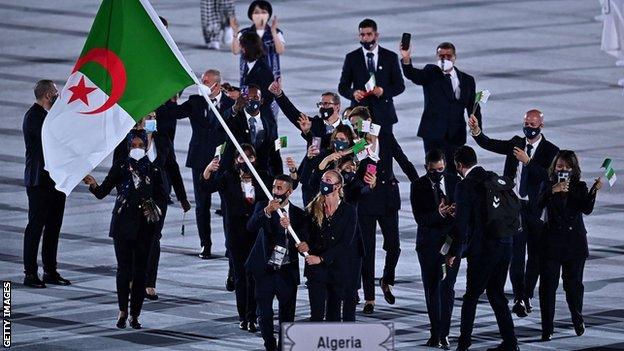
[401,32,411,51]
[366,163,377,175]
[312,137,321,150]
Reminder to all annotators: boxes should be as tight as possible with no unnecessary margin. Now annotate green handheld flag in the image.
[351,139,368,154]
[471,89,491,115]
[601,158,617,186]
[275,136,288,151]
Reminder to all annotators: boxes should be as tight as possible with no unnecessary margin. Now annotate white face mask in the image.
[252,13,269,26]
[129,148,145,161]
[437,59,454,72]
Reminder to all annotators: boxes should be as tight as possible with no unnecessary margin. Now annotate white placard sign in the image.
[280,322,394,351]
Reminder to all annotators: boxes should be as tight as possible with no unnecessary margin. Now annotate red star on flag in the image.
[68,76,97,105]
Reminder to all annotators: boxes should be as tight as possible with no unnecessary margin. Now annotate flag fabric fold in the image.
[42,0,197,195]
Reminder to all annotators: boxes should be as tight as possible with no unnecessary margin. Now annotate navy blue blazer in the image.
[410,173,460,252]
[89,159,167,240]
[113,132,187,203]
[338,46,405,128]
[473,132,559,212]
[244,57,275,117]
[274,92,335,149]
[179,94,235,170]
[304,202,359,284]
[537,180,596,261]
[356,134,419,216]
[402,63,481,145]
[23,103,54,188]
[223,108,283,177]
[155,99,185,145]
[246,201,310,285]
[453,166,511,258]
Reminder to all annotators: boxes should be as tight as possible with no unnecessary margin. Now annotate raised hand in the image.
[268,78,283,96]
[297,113,312,134]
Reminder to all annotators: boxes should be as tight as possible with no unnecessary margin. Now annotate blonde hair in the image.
[306,170,344,226]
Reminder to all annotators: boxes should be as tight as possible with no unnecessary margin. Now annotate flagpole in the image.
[195,83,308,255]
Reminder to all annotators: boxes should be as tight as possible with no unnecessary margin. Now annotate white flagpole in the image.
[195,83,307,255]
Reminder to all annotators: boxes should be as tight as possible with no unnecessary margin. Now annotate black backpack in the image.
[480,172,521,238]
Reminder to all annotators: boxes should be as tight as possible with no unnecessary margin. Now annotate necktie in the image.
[242,63,250,83]
[248,116,257,145]
[366,52,375,74]
[433,181,446,206]
[519,144,534,197]
[444,73,456,99]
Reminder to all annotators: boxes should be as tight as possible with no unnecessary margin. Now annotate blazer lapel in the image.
[456,68,469,103]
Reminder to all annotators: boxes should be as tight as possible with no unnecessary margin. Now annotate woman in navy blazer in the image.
[304,170,359,321]
[537,150,602,341]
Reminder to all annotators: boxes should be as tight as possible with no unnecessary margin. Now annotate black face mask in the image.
[360,40,376,51]
[427,170,445,183]
[319,107,334,120]
[523,126,541,139]
[319,180,335,196]
[273,192,289,204]
[341,171,356,184]
[235,162,251,174]
[245,100,261,115]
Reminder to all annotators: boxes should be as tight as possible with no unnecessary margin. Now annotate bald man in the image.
[468,110,559,318]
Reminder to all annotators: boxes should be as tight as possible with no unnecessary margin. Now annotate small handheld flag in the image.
[214,142,226,159]
[471,89,491,115]
[350,139,368,155]
[275,136,288,151]
[601,158,617,186]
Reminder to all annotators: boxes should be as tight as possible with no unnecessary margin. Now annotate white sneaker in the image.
[223,26,233,45]
[207,41,221,50]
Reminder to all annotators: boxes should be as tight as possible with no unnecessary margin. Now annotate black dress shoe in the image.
[379,278,395,305]
[440,336,450,350]
[225,275,235,292]
[541,332,553,341]
[42,272,71,286]
[248,321,258,333]
[239,321,248,331]
[215,209,223,216]
[425,336,440,347]
[524,298,533,313]
[362,303,374,314]
[199,247,212,259]
[144,292,158,301]
[23,274,46,288]
[574,322,585,336]
[129,316,142,329]
[116,314,127,329]
[512,300,528,318]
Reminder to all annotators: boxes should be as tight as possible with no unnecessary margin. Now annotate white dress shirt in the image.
[447,68,461,99]
[244,109,264,134]
[362,44,380,70]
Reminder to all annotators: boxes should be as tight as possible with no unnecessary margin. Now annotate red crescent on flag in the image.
[72,48,127,115]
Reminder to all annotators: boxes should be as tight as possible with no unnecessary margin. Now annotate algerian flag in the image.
[42,0,196,195]
[601,158,617,186]
[350,139,368,161]
[365,73,376,92]
[471,89,490,115]
[214,142,227,159]
[274,136,288,151]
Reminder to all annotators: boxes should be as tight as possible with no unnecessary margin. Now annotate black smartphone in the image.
[401,32,411,50]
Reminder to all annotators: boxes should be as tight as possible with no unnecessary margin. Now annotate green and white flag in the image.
[471,89,490,115]
[214,142,227,159]
[601,158,617,186]
[364,73,376,92]
[275,136,288,151]
[42,0,196,195]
